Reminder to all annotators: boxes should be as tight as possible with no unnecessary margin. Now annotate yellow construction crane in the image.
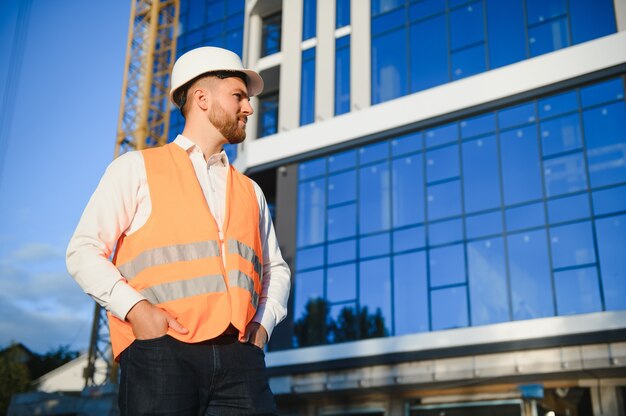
[84,0,180,387]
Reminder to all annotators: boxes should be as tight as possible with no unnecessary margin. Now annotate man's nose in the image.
[242,98,254,116]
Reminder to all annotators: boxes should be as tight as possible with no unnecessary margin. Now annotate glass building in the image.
[172,1,626,414]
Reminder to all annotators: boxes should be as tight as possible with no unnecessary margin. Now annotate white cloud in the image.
[0,256,94,353]
[10,242,62,263]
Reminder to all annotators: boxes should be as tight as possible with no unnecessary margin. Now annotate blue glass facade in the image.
[371,0,617,104]
[301,48,316,126]
[292,75,626,348]
[169,0,245,161]
[335,36,350,115]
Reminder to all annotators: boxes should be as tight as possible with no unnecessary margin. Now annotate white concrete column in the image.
[350,0,370,111]
[590,386,624,416]
[279,0,304,131]
[315,0,336,121]
[616,0,626,32]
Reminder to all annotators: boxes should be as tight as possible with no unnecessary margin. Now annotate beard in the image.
[209,100,247,145]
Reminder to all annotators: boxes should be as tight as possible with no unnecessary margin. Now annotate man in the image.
[67,47,291,415]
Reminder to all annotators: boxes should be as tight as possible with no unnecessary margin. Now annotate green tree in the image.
[28,345,80,380]
[331,305,388,342]
[294,297,332,347]
[0,347,31,415]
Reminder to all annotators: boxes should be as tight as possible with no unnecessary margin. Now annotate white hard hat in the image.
[169,46,264,106]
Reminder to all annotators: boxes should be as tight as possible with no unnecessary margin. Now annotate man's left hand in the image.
[243,322,268,349]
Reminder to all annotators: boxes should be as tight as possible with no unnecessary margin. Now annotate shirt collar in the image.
[173,134,229,167]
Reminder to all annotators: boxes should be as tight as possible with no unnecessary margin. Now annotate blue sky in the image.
[0,0,130,353]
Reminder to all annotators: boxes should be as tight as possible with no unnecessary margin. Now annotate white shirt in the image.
[66,135,291,339]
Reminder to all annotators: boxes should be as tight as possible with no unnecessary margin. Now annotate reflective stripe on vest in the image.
[117,240,221,280]
[140,274,227,304]
[228,270,259,308]
[227,239,263,282]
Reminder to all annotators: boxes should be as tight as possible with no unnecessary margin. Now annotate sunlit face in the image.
[208,76,253,144]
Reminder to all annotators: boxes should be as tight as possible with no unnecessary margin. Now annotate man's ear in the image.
[191,87,210,111]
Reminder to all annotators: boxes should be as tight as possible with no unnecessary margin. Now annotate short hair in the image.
[173,71,249,118]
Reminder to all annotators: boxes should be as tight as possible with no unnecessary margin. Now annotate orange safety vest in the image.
[108,143,263,359]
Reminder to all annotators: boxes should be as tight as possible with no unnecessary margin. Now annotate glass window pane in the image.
[550,221,596,269]
[543,152,588,197]
[554,266,602,315]
[409,0,445,21]
[499,103,536,129]
[506,202,545,232]
[486,0,526,69]
[462,135,501,213]
[372,6,405,35]
[258,93,279,137]
[302,0,317,40]
[392,131,423,156]
[526,0,566,25]
[467,238,510,325]
[583,101,626,188]
[409,15,449,93]
[595,214,626,310]
[393,225,426,252]
[529,18,569,57]
[360,141,389,165]
[328,203,357,241]
[392,154,425,227]
[297,246,324,271]
[328,171,356,206]
[327,239,357,265]
[360,162,391,234]
[466,210,502,239]
[431,286,469,330]
[425,123,458,148]
[299,157,326,180]
[335,36,351,115]
[427,179,462,220]
[538,91,578,118]
[327,263,357,302]
[295,269,324,320]
[426,145,459,183]
[300,48,316,126]
[394,251,429,335]
[569,0,617,44]
[450,1,484,50]
[547,193,590,224]
[508,230,554,319]
[227,0,244,14]
[328,150,357,173]
[429,243,466,287]
[359,257,392,337]
[580,78,624,108]
[330,302,357,342]
[460,113,496,139]
[262,13,281,56]
[592,184,626,216]
[372,0,405,16]
[451,43,486,80]
[500,126,543,205]
[428,218,463,246]
[297,178,326,247]
[360,232,391,259]
[336,0,350,28]
[540,113,583,157]
[372,28,408,104]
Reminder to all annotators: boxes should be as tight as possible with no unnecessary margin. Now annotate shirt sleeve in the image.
[66,151,146,320]
[250,181,292,340]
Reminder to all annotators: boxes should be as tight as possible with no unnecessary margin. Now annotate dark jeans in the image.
[118,334,277,416]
